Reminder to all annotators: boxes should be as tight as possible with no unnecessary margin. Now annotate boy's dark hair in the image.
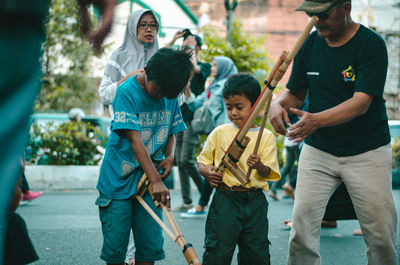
[223,73,260,106]
[145,48,193,99]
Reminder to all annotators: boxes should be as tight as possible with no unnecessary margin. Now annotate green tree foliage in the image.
[36,0,101,112]
[392,137,400,169]
[200,19,270,81]
[29,121,105,165]
[199,19,285,166]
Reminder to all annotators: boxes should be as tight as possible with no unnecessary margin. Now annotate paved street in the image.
[18,189,400,265]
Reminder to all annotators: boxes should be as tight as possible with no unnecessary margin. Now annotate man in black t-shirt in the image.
[168,31,212,210]
[269,1,398,264]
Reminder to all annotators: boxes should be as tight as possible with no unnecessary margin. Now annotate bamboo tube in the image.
[135,174,201,265]
[245,93,273,181]
[136,196,176,241]
[236,16,318,144]
[216,16,318,182]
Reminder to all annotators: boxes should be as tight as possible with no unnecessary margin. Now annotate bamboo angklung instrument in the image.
[134,174,201,265]
[216,16,319,184]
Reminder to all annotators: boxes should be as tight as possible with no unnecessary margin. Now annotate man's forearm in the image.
[315,92,373,128]
[278,89,306,111]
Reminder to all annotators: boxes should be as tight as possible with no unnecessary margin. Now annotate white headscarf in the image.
[104,9,160,80]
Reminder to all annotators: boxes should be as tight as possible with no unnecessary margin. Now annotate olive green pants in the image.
[203,188,271,265]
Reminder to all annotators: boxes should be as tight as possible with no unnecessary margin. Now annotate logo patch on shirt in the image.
[341,66,356,82]
[121,160,135,179]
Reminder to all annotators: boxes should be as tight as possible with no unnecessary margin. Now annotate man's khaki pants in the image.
[287,144,398,265]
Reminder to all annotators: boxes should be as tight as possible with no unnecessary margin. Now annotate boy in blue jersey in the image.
[96,48,193,265]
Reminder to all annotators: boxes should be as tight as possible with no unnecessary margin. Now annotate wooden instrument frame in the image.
[216,17,319,183]
[134,174,201,265]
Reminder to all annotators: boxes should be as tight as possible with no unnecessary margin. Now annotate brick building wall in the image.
[183,0,308,84]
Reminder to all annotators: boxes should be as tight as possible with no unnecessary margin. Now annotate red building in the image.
[184,0,309,84]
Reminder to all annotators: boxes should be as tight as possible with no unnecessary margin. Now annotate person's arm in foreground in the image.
[287,92,373,142]
[99,69,145,105]
[77,0,117,53]
[126,130,170,209]
[269,88,307,135]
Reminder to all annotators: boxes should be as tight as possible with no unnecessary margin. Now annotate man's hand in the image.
[156,156,173,180]
[77,0,117,53]
[269,102,291,135]
[287,108,320,142]
[151,179,171,210]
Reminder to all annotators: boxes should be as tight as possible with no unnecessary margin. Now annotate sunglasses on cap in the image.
[306,1,344,20]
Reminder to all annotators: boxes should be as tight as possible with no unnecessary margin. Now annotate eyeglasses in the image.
[138,23,159,30]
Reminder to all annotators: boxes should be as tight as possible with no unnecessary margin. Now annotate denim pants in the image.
[270,145,300,193]
[175,124,203,204]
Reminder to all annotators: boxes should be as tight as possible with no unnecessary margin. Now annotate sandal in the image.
[283,184,295,199]
[268,190,279,201]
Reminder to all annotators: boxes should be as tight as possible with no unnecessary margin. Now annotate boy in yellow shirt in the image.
[198,73,280,265]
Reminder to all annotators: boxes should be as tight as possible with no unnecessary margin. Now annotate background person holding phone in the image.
[167,29,212,212]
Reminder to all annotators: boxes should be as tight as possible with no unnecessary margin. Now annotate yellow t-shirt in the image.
[197,123,280,190]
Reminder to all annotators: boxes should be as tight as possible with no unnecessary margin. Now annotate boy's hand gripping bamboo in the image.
[216,17,318,184]
[134,174,201,265]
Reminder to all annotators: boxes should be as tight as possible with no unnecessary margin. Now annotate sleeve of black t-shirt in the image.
[286,34,313,92]
[354,33,388,98]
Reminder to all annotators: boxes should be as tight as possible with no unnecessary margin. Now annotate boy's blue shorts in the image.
[95,191,165,264]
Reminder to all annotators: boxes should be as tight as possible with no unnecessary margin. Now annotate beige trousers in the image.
[287,144,398,265]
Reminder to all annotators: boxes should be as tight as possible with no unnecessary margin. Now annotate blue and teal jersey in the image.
[97,75,186,199]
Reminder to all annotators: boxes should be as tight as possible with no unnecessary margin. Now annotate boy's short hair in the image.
[145,48,193,99]
[223,73,261,106]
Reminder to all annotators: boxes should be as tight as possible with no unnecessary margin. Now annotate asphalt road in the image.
[18,189,400,265]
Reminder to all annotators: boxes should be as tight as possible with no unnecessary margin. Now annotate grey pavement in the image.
[18,189,400,265]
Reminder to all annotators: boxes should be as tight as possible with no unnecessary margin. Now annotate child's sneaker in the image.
[21,191,43,202]
[180,207,206,218]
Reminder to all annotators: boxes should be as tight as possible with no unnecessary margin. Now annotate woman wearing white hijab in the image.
[98,9,159,265]
[99,9,159,115]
